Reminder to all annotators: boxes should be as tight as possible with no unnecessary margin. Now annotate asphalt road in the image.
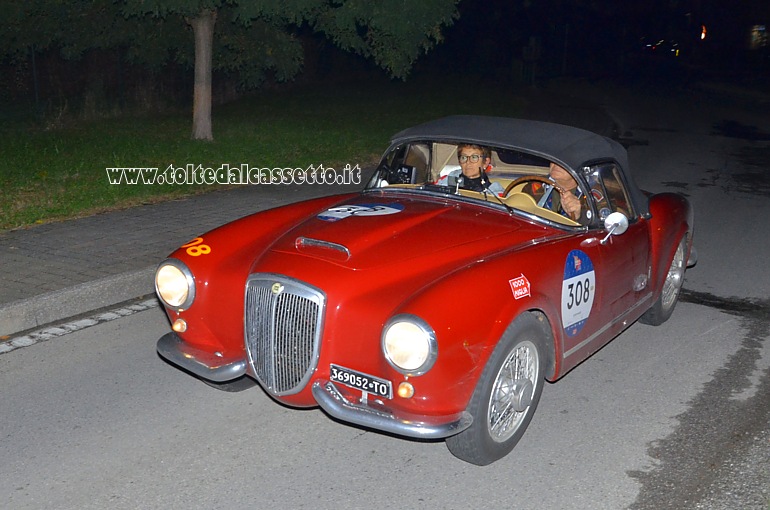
[0,299,752,510]
[2,81,769,509]
[599,80,770,509]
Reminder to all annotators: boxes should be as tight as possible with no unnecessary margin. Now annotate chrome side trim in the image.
[157,332,247,382]
[563,293,653,359]
[312,381,473,439]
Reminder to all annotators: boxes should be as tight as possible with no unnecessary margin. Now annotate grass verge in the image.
[0,76,526,231]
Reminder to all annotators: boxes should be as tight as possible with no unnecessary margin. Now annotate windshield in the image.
[366,141,587,227]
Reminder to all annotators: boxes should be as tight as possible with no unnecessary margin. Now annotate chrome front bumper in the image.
[158,332,473,440]
[157,332,247,382]
[312,380,473,440]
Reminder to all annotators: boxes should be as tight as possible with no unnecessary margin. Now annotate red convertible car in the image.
[155,116,695,465]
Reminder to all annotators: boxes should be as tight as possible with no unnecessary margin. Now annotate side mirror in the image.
[601,211,629,244]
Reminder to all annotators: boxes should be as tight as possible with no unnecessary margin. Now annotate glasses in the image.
[458,154,483,163]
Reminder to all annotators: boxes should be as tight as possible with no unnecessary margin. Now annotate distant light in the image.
[750,25,767,50]
[701,25,707,40]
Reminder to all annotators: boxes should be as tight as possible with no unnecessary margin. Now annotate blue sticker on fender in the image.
[318,203,404,222]
[561,250,596,337]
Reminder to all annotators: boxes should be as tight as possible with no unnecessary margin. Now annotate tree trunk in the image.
[189,10,216,141]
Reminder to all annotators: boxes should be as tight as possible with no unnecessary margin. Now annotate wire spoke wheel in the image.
[487,340,538,442]
[640,237,688,326]
[446,314,547,465]
[661,240,685,310]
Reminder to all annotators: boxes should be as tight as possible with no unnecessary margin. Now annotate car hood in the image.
[265,192,542,271]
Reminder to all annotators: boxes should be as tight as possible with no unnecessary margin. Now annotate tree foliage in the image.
[1,0,460,84]
[116,0,460,83]
[313,0,459,79]
[1,0,459,138]
[119,0,459,139]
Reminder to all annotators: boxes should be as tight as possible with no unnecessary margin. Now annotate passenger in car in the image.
[526,163,589,224]
[548,163,584,221]
[436,144,505,195]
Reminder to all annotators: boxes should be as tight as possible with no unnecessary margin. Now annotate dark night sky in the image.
[3,1,767,107]
[415,0,769,82]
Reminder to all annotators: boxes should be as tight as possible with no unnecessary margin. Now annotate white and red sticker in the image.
[561,250,596,337]
[509,274,531,300]
[318,203,404,222]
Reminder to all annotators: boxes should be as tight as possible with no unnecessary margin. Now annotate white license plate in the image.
[329,364,392,399]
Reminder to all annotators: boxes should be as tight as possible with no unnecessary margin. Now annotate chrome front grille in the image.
[244,275,325,396]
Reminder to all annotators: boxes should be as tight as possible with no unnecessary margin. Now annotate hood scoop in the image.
[295,236,351,262]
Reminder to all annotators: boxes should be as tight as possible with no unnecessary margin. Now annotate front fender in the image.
[160,193,357,355]
[389,246,566,410]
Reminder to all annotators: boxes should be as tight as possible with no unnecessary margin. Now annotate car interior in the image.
[372,141,580,226]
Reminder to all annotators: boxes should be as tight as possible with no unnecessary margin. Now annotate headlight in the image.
[155,259,195,311]
[382,315,437,376]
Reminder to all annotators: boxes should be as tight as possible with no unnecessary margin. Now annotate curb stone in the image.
[0,266,155,337]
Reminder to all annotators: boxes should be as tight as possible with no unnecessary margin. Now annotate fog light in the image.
[397,382,414,399]
[172,318,187,333]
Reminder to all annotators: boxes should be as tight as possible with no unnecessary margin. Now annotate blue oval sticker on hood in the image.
[318,203,404,222]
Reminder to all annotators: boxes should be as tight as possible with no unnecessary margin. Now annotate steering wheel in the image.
[504,175,554,196]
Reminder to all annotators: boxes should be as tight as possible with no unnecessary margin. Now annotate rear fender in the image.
[646,193,693,295]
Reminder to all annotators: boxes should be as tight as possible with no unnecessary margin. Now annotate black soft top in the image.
[390,115,648,217]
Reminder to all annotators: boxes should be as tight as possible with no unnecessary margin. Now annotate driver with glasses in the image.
[436,144,504,195]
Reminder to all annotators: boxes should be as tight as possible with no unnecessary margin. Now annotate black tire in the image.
[200,375,256,392]
[640,237,686,326]
[446,313,547,465]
